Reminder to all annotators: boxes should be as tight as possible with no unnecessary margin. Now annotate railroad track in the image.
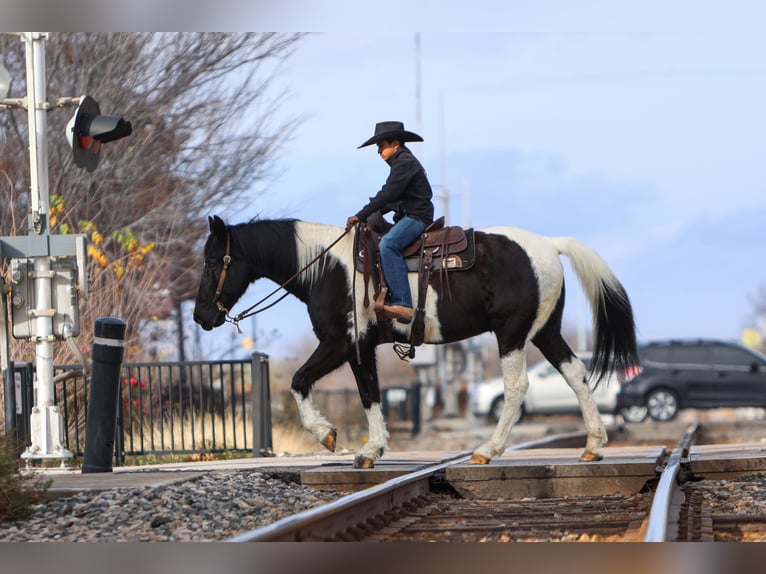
[228,422,766,542]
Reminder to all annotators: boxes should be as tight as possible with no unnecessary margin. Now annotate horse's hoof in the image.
[468,453,491,465]
[320,428,337,452]
[353,455,374,469]
[579,451,603,462]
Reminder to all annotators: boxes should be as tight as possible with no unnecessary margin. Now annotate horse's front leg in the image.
[354,404,388,469]
[349,342,388,469]
[290,389,337,452]
[290,340,349,453]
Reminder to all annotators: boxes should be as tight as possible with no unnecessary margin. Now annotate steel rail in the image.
[643,422,700,542]
[227,450,472,542]
[227,430,592,542]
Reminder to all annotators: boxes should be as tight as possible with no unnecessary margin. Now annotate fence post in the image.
[114,383,124,468]
[82,317,126,473]
[410,381,422,436]
[3,363,16,439]
[251,352,273,456]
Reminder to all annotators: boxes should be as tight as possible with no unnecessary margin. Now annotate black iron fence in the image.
[5,354,424,465]
[5,353,272,464]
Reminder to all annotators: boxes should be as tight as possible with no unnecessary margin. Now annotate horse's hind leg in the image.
[290,340,349,452]
[533,325,608,462]
[349,343,388,469]
[560,356,608,461]
[470,348,528,464]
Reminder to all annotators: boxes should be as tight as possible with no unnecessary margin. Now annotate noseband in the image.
[213,232,232,314]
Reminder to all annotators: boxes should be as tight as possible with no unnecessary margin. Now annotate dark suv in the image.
[616,339,766,422]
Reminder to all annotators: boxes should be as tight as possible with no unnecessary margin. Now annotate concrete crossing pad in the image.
[446,445,667,499]
[688,442,766,479]
[300,451,464,491]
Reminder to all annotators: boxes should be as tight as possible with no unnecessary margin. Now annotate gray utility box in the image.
[9,256,81,339]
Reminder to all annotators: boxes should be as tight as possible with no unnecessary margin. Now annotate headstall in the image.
[213,232,232,314]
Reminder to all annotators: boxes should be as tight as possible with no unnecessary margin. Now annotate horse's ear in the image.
[209,215,227,238]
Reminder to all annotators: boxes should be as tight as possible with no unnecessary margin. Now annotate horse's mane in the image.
[232,217,346,292]
[231,218,301,280]
[246,215,298,225]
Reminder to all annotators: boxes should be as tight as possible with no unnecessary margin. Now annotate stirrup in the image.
[393,343,416,361]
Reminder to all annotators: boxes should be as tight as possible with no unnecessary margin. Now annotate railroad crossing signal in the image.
[66,95,132,171]
[1,33,134,464]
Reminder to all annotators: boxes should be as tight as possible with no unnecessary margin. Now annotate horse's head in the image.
[193,215,251,331]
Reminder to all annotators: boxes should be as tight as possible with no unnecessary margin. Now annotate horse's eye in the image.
[205,261,218,270]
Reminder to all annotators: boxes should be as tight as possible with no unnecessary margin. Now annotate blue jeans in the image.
[378,216,427,308]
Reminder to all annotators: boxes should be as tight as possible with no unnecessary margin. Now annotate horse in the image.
[193,215,638,469]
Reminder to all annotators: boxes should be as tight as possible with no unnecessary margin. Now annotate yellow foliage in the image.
[113,261,126,280]
[49,197,156,278]
[86,245,108,268]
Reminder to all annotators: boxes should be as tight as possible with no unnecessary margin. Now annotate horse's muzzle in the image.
[193,307,226,331]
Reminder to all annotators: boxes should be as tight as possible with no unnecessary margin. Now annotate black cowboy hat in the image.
[358,121,424,148]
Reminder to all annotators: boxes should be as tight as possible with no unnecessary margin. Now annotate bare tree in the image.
[0,32,307,362]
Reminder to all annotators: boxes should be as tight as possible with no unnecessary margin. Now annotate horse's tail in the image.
[548,236,639,381]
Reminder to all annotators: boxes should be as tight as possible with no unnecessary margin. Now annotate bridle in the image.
[210,225,351,333]
[213,232,232,315]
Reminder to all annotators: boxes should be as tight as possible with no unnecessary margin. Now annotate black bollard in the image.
[82,317,127,473]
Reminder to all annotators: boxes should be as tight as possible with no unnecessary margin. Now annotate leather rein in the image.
[213,226,351,333]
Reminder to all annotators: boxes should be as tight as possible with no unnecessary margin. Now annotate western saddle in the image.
[353,212,475,359]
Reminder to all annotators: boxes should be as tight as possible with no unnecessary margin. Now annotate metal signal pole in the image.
[20,32,72,463]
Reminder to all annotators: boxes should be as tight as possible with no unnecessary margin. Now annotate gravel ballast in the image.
[1,469,344,542]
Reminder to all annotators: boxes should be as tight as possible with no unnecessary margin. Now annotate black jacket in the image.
[355,146,434,224]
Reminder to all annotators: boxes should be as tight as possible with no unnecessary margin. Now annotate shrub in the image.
[0,436,51,521]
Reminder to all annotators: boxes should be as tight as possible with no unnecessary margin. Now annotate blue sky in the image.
[187,3,766,359]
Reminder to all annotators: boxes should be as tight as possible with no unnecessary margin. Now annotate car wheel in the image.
[490,396,524,424]
[620,405,648,423]
[646,389,679,422]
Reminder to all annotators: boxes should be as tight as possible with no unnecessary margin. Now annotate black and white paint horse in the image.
[193,215,638,468]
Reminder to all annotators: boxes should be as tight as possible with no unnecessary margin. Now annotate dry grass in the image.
[120,406,339,462]
[124,408,250,453]
[271,424,327,455]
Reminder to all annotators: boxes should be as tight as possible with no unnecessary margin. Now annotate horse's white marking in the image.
[293,221,346,288]
[358,403,389,459]
[292,221,371,339]
[482,226,564,342]
[391,276,444,343]
[290,389,333,441]
[559,356,608,452]
[473,350,528,459]
[559,355,588,386]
